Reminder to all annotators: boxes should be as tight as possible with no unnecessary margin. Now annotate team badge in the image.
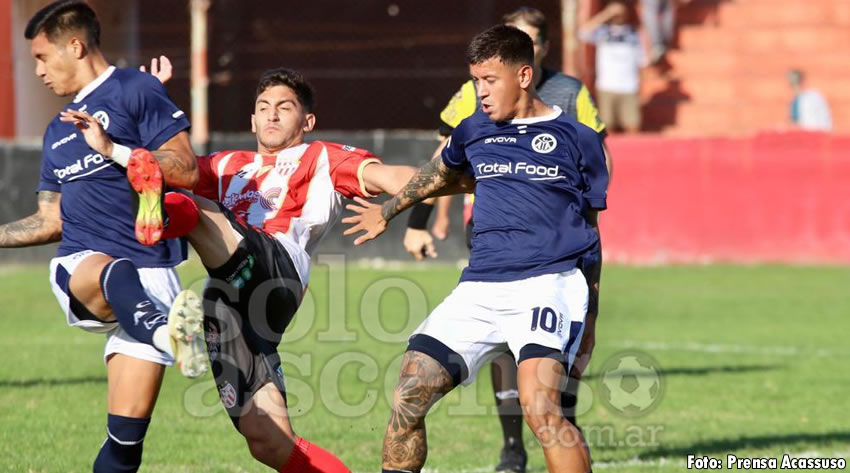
[218,382,238,409]
[92,110,110,130]
[531,133,557,154]
[275,157,300,177]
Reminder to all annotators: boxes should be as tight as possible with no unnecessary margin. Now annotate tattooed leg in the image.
[382,350,455,472]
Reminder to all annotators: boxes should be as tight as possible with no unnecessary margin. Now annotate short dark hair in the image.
[503,7,548,43]
[255,68,315,113]
[24,0,100,48]
[466,25,534,67]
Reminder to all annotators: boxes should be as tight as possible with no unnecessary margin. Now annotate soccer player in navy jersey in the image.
[0,2,204,471]
[345,25,607,473]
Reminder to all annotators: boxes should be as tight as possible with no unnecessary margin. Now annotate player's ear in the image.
[518,64,534,89]
[68,36,85,60]
[250,114,257,134]
[303,113,316,133]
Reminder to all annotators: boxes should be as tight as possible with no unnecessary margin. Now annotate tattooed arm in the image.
[148,130,198,189]
[342,155,466,245]
[0,191,62,248]
[59,112,199,190]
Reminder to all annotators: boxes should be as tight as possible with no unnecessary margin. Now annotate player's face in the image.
[30,32,79,96]
[470,58,533,122]
[251,85,316,153]
[506,21,549,70]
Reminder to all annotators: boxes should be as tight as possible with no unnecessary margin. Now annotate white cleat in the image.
[168,289,208,378]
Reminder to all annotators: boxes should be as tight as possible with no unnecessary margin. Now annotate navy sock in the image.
[100,258,166,347]
[93,414,150,473]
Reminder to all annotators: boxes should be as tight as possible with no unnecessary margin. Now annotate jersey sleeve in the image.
[440,121,470,172]
[36,134,61,193]
[576,124,609,210]
[123,72,190,150]
[193,153,220,200]
[439,80,477,136]
[324,142,382,199]
[576,85,607,137]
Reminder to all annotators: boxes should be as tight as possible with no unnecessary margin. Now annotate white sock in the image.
[152,326,173,357]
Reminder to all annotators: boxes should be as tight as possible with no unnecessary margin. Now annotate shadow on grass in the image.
[583,364,783,380]
[639,432,850,459]
[0,375,107,388]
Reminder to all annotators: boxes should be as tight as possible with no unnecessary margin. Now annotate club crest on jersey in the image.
[275,157,300,177]
[218,382,238,409]
[92,110,110,130]
[531,133,557,154]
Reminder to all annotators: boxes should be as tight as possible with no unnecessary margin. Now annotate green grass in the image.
[0,261,848,472]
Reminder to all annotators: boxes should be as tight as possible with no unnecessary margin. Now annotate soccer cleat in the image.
[127,148,164,246]
[495,443,527,473]
[168,289,208,378]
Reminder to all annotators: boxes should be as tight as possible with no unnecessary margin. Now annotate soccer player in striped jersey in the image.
[66,67,417,473]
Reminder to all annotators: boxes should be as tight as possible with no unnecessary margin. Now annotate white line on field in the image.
[606,340,850,358]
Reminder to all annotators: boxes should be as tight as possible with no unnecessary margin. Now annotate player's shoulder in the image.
[550,108,594,139]
[110,67,164,94]
[312,140,370,156]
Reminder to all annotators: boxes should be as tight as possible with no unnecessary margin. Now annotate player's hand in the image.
[59,109,115,157]
[140,55,173,84]
[342,197,387,245]
[431,213,450,241]
[571,312,597,378]
[404,228,438,261]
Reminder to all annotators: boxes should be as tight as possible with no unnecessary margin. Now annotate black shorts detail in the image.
[407,334,469,387]
[202,204,301,428]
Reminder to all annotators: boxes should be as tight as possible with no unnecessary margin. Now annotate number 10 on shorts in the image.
[530,306,558,333]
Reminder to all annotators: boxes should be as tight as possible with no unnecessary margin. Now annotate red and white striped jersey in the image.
[195,141,380,258]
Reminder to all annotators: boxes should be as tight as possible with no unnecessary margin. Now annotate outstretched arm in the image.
[342,155,464,245]
[0,191,62,248]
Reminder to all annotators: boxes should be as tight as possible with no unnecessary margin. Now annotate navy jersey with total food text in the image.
[37,66,190,267]
[442,106,608,283]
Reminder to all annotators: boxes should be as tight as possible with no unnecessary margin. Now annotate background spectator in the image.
[580,0,647,133]
[788,69,832,132]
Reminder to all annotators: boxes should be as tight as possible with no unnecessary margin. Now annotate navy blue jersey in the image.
[37,66,190,267]
[442,106,608,283]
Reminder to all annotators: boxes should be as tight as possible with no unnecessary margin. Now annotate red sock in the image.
[278,437,351,473]
[162,192,199,239]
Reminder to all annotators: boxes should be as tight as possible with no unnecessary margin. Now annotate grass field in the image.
[0,259,848,472]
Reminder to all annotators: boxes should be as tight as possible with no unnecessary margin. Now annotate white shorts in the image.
[48,250,179,366]
[408,269,588,386]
